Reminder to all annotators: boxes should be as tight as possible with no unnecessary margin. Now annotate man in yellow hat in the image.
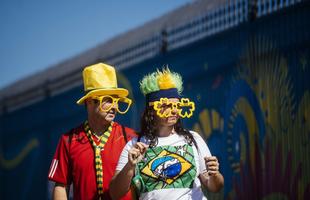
[48,63,136,200]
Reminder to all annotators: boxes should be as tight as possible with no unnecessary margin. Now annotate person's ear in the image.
[85,98,94,108]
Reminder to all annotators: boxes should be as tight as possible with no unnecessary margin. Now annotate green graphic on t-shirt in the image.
[137,144,197,192]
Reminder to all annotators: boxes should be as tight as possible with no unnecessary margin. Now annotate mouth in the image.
[106,111,116,116]
[167,116,177,120]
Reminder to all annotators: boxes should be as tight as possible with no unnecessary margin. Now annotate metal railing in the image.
[0,0,305,114]
[167,0,248,51]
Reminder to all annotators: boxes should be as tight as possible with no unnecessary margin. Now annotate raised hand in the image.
[128,142,148,166]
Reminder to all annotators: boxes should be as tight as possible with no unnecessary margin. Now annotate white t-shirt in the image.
[116,131,211,200]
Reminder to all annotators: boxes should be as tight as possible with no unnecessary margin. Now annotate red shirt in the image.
[48,122,136,200]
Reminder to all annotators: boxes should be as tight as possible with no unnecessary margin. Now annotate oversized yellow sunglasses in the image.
[92,95,132,114]
[150,98,195,118]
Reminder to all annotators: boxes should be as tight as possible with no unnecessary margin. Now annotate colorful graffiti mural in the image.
[191,35,310,199]
[0,4,309,200]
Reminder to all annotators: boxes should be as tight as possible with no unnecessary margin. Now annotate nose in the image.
[111,101,118,110]
[171,105,178,115]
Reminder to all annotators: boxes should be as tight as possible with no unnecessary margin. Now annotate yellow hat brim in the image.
[76,88,129,105]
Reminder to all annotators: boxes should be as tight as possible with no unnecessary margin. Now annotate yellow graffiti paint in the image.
[0,138,39,170]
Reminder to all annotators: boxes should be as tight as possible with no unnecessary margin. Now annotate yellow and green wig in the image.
[140,67,183,103]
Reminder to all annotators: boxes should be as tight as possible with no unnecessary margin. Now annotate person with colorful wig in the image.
[48,63,136,200]
[110,68,224,199]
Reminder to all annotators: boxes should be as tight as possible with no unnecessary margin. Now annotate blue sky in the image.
[0,0,191,89]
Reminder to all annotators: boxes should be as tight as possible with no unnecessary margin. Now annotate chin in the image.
[106,116,115,122]
[104,118,112,122]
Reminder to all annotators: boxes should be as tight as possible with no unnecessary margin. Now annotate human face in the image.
[151,97,195,119]
[154,98,180,127]
[87,96,118,123]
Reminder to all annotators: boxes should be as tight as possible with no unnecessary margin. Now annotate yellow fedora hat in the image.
[76,63,128,105]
